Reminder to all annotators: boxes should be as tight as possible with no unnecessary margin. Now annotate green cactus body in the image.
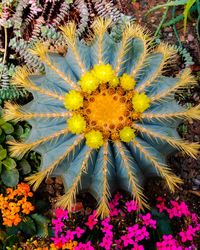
[4,19,200,217]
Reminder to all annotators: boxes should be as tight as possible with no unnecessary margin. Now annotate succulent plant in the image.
[4,19,200,217]
[0,0,131,103]
[0,106,33,187]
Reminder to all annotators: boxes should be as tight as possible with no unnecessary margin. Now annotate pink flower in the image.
[167,201,190,218]
[85,210,98,230]
[139,213,157,229]
[115,239,123,250]
[74,227,85,238]
[156,196,167,213]
[131,244,144,250]
[65,230,75,242]
[121,234,134,247]
[179,225,197,243]
[100,217,113,250]
[54,208,68,220]
[52,219,64,235]
[125,200,138,213]
[75,241,94,250]
[156,235,183,250]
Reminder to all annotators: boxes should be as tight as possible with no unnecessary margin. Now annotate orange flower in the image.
[22,201,34,214]
[0,183,35,227]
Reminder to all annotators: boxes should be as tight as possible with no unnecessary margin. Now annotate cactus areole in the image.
[4,19,200,217]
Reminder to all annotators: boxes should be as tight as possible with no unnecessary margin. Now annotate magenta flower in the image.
[156,235,183,250]
[75,241,94,250]
[65,230,76,242]
[121,234,134,247]
[167,201,190,218]
[125,200,138,213]
[156,196,167,213]
[132,244,144,250]
[179,225,197,243]
[139,213,157,229]
[54,208,69,220]
[75,227,85,238]
[100,217,113,250]
[85,210,98,230]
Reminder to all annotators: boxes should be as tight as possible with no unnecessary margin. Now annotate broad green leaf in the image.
[1,123,14,135]
[152,208,173,237]
[3,235,18,249]
[0,133,6,143]
[1,169,19,187]
[0,118,6,126]
[19,217,36,235]
[0,229,7,242]
[0,147,7,161]
[183,0,196,34]
[2,158,17,170]
[31,214,50,237]
[15,125,24,137]
[19,159,31,175]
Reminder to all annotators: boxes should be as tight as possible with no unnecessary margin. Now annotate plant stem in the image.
[0,27,8,81]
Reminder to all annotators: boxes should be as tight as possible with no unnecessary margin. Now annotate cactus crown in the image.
[4,18,200,218]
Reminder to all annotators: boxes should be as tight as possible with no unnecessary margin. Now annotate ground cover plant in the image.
[2,192,200,249]
[0,0,200,249]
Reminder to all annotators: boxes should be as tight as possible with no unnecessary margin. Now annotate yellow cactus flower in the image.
[67,114,86,134]
[92,64,115,83]
[132,92,150,113]
[120,73,136,90]
[79,72,99,94]
[119,126,136,142]
[85,130,104,149]
[109,75,119,87]
[64,90,83,110]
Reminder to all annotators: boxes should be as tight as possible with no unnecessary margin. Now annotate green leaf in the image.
[152,208,173,237]
[1,123,14,135]
[0,230,7,242]
[15,125,24,137]
[2,158,16,170]
[147,0,188,14]
[19,159,31,175]
[31,214,50,237]
[183,0,196,34]
[19,217,36,236]
[3,235,18,249]
[0,146,7,161]
[0,118,6,126]
[0,133,6,144]
[1,169,19,187]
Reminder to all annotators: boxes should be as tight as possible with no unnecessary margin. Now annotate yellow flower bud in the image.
[132,92,150,113]
[119,126,135,142]
[109,75,119,87]
[92,64,115,83]
[64,90,83,110]
[85,130,104,149]
[120,73,136,90]
[67,115,86,134]
[79,72,99,94]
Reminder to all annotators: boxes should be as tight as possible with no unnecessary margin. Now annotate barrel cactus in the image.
[4,19,200,217]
